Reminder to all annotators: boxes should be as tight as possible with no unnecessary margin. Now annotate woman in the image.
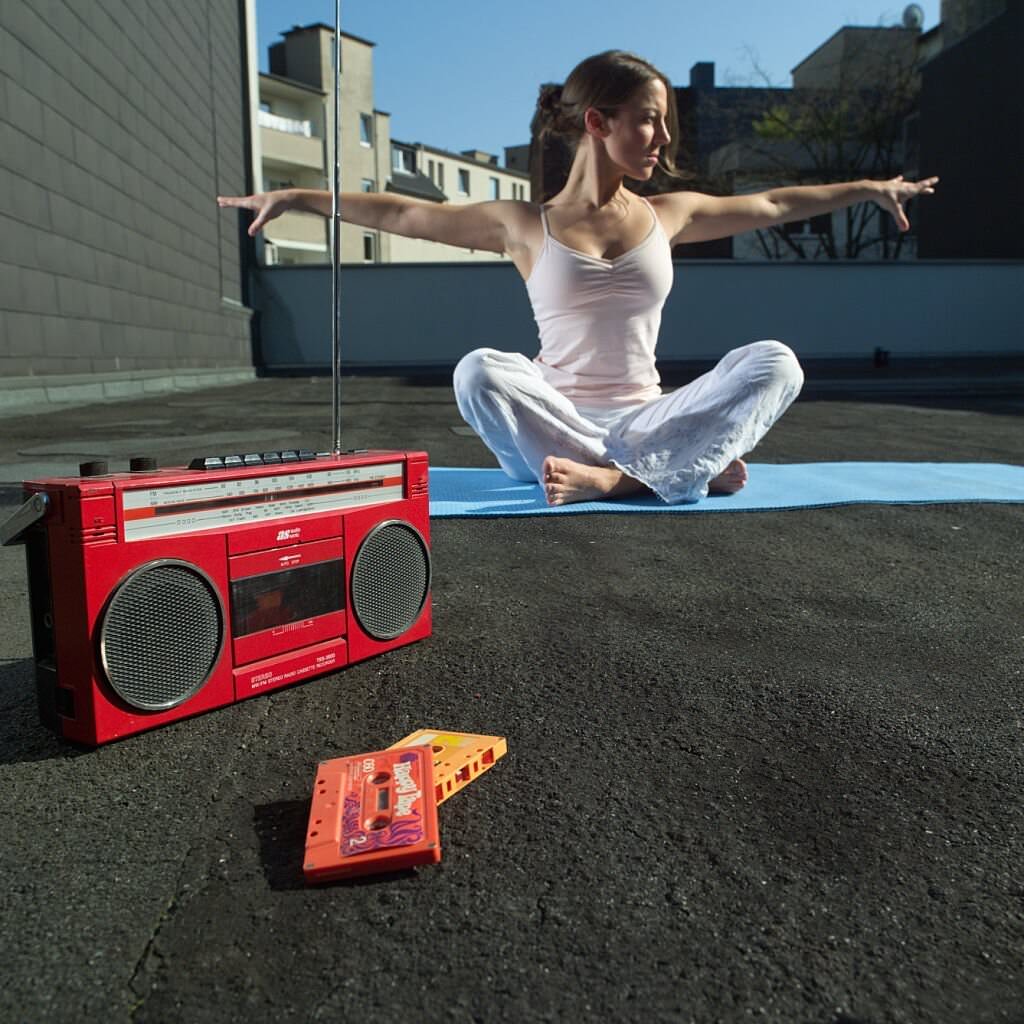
[219,51,937,506]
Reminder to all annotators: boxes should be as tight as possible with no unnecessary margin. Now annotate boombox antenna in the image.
[330,0,343,454]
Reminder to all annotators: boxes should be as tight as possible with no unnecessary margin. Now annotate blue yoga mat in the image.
[428,463,1024,518]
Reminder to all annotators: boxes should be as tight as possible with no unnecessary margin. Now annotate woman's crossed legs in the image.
[453,342,803,506]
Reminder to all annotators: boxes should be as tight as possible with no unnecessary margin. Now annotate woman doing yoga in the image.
[219,50,937,506]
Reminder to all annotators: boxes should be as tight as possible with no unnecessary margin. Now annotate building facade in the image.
[258,24,529,266]
[260,25,391,265]
[386,141,529,263]
[0,0,257,379]
[917,0,1022,258]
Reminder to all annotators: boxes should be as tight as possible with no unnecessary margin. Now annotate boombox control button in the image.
[129,457,158,473]
[185,449,326,471]
[79,460,109,477]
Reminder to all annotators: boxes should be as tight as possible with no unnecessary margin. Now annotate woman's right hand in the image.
[217,190,294,236]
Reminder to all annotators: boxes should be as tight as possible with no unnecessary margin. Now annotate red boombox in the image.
[1,449,432,746]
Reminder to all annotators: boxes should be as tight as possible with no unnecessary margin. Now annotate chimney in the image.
[689,62,715,90]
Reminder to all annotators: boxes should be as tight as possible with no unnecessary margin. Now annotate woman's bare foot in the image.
[708,459,748,495]
[541,456,647,506]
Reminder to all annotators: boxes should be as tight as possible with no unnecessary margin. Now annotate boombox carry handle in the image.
[0,492,48,546]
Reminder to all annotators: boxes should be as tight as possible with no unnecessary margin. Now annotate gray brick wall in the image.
[0,0,254,377]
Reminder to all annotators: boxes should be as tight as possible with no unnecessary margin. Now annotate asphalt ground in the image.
[0,374,1021,1024]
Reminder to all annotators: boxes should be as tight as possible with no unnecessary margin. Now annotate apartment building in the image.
[258,23,529,265]
[387,141,529,263]
[258,24,390,265]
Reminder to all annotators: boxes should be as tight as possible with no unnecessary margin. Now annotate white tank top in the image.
[526,198,674,410]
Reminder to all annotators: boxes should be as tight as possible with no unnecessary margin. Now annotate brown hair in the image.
[535,50,681,176]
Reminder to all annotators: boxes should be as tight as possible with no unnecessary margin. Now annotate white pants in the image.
[453,341,804,503]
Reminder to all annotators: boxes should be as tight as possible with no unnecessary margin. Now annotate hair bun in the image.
[536,84,570,136]
[537,85,562,114]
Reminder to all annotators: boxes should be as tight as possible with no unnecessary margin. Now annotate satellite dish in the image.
[903,3,925,29]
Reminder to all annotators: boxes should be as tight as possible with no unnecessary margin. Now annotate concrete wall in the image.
[255,260,1024,370]
[0,0,255,377]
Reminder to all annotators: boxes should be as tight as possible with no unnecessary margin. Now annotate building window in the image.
[360,178,375,192]
[360,114,373,146]
[363,232,375,262]
[458,169,470,195]
[437,163,445,191]
[392,146,415,174]
[489,177,499,200]
[428,159,435,181]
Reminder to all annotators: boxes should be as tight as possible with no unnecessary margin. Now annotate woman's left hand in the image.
[875,175,939,232]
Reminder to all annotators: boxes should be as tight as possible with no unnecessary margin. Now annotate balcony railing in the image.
[258,109,315,138]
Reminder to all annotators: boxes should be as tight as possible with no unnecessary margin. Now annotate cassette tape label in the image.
[341,754,427,856]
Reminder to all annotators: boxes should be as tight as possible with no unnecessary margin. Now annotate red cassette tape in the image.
[303,746,441,883]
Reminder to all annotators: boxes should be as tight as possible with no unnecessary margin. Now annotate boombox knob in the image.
[129,456,158,473]
[79,460,109,477]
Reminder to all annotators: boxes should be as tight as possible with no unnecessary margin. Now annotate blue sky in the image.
[255,1,940,161]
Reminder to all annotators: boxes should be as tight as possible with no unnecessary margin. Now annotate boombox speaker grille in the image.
[99,560,224,711]
[351,520,430,641]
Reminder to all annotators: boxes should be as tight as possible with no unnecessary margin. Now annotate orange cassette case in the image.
[303,746,441,883]
[389,729,507,805]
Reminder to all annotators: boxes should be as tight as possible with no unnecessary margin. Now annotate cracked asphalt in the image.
[0,373,1021,1023]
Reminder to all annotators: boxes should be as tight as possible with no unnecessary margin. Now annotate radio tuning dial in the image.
[129,456,158,473]
[79,460,109,477]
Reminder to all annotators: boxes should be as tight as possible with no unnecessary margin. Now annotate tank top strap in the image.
[638,195,658,230]
[538,204,551,238]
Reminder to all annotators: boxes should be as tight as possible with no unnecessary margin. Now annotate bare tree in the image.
[722,29,923,260]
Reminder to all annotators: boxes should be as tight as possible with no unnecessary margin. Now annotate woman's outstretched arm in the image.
[217,188,528,255]
[654,176,939,246]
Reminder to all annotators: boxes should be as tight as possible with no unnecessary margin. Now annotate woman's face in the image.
[599,79,671,180]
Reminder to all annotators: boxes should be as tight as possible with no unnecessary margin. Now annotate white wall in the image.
[254,261,1024,370]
